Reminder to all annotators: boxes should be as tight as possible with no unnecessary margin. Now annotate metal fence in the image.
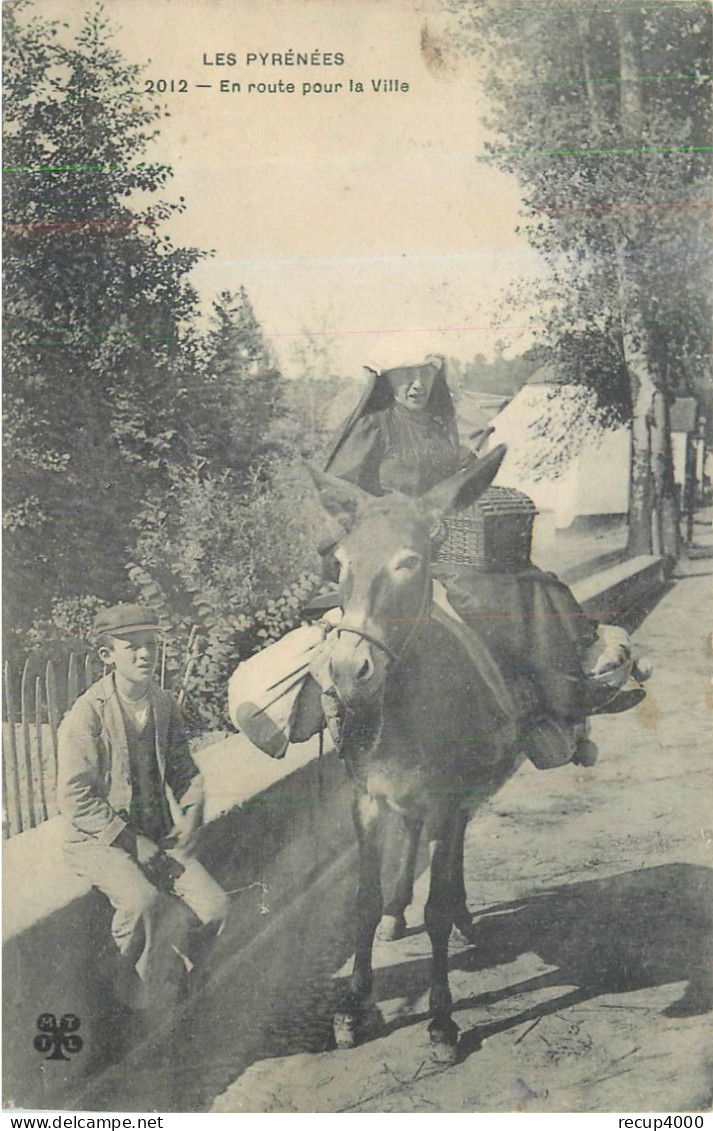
[2,652,97,839]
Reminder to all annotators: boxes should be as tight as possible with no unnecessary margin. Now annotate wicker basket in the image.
[434,486,537,572]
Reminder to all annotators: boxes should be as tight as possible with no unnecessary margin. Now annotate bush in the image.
[129,458,331,730]
[6,594,105,671]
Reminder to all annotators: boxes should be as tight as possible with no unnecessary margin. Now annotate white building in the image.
[484,373,630,530]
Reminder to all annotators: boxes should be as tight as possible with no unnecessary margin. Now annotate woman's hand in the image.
[469,425,495,455]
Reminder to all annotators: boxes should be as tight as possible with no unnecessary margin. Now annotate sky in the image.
[24,0,546,376]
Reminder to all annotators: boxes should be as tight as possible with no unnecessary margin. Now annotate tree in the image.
[185,288,285,479]
[3,2,203,627]
[2,3,323,720]
[450,0,712,558]
[126,292,328,728]
[461,346,540,396]
[280,324,344,461]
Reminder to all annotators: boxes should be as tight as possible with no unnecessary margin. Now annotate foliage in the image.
[517,382,615,481]
[448,0,712,549]
[460,343,540,396]
[128,463,325,729]
[184,288,286,479]
[276,326,349,462]
[455,0,712,370]
[276,375,347,464]
[5,594,103,672]
[2,4,335,737]
[3,2,204,626]
[121,286,331,730]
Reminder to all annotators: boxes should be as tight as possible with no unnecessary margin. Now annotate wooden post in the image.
[177,626,199,704]
[20,659,37,829]
[46,661,60,775]
[177,658,199,708]
[1,749,8,839]
[3,662,23,836]
[67,653,79,712]
[35,676,49,823]
[1,667,10,838]
[84,653,94,694]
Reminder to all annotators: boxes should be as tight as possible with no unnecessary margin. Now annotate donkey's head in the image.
[309,445,506,705]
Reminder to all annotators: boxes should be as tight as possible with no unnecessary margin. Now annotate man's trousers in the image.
[65,840,229,1011]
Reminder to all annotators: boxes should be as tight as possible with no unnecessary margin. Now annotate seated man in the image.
[58,604,229,1017]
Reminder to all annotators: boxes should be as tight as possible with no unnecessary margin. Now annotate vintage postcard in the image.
[3,0,711,1118]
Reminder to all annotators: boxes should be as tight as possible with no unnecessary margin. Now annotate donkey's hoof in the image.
[333,1011,359,1049]
[572,739,599,767]
[428,1017,459,1064]
[376,914,407,942]
[451,914,476,946]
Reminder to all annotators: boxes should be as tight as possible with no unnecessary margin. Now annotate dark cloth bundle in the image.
[432,561,599,724]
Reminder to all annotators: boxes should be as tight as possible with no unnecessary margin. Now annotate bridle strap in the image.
[335,626,400,666]
[336,567,433,671]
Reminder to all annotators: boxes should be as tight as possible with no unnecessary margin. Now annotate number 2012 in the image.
[145,79,188,93]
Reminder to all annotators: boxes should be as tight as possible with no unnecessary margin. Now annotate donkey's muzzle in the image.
[329,630,388,704]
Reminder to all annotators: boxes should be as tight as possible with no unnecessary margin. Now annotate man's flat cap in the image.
[93,604,161,637]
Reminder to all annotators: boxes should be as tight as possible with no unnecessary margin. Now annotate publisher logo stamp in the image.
[34,1014,83,1060]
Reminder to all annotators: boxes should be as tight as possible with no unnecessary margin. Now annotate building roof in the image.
[456,390,510,437]
[525,363,565,386]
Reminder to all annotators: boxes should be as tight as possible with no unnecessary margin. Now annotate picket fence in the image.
[2,653,98,839]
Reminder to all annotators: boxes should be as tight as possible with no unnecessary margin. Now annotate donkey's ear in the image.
[305,464,370,531]
[420,445,507,519]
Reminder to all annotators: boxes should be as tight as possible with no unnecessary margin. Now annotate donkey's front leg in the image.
[378,814,423,941]
[450,809,475,941]
[424,811,465,1063]
[334,792,384,1049]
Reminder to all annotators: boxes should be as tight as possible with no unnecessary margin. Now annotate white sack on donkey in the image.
[227,607,342,759]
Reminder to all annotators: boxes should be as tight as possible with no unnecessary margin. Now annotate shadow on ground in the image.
[365,863,713,1060]
[616,581,675,634]
[70,853,712,1111]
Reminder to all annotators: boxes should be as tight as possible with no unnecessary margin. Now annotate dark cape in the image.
[325,366,460,496]
[433,562,597,722]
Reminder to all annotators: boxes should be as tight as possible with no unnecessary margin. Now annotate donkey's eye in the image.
[392,552,422,573]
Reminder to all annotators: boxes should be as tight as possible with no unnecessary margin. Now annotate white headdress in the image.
[364,332,448,376]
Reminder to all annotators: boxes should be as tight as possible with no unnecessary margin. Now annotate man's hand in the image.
[135,833,161,866]
[165,803,203,854]
[114,825,162,868]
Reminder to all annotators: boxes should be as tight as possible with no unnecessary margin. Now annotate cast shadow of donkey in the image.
[370,862,713,1059]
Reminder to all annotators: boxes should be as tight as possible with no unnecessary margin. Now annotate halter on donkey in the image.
[309,445,529,1063]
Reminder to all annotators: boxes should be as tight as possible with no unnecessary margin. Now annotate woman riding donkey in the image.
[229,346,649,1059]
[319,347,637,775]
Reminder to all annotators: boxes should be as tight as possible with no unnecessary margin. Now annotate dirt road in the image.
[212,560,712,1114]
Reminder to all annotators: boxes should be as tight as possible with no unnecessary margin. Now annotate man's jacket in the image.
[57,674,203,845]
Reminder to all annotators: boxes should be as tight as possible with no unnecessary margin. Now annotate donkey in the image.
[309,445,528,1063]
